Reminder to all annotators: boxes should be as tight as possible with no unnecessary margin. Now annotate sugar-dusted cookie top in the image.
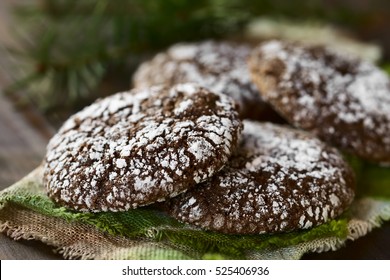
[249,40,390,165]
[44,83,242,212]
[166,121,355,234]
[133,40,279,121]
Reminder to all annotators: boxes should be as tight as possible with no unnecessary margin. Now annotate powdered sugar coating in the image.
[44,83,242,212]
[249,40,390,164]
[166,121,355,234]
[133,41,277,120]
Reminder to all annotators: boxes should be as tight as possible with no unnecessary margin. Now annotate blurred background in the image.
[0,0,390,128]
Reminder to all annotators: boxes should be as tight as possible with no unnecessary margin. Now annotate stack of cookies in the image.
[44,39,390,235]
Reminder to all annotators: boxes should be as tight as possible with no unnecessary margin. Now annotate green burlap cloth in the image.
[1,159,389,260]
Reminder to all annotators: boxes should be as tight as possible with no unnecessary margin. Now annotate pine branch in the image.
[6,0,251,122]
[5,0,382,124]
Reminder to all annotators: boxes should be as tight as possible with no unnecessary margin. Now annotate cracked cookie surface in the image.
[166,121,355,234]
[249,40,390,165]
[44,83,242,212]
[133,40,279,121]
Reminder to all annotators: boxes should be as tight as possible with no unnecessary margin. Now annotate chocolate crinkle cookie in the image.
[133,40,281,121]
[165,121,355,234]
[249,40,390,165]
[44,83,242,212]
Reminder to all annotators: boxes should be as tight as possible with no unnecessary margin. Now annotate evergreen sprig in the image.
[4,0,381,124]
[5,0,249,123]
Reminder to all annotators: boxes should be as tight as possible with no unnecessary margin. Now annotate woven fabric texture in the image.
[0,162,389,260]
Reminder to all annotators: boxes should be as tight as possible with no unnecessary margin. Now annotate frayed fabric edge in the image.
[1,197,390,260]
[0,221,96,260]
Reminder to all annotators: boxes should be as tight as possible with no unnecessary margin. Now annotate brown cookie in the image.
[133,40,281,121]
[248,40,390,165]
[165,121,355,234]
[44,83,242,212]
